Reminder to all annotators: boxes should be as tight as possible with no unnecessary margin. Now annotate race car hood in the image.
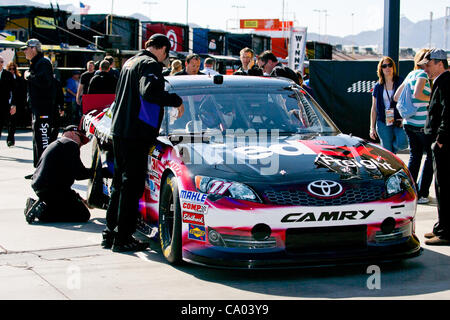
[179,133,405,184]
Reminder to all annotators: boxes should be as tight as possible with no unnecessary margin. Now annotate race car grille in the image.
[219,234,277,249]
[263,185,385,206]
[285,225,367,254]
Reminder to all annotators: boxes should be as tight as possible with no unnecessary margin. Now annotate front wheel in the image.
[159,173,182,264]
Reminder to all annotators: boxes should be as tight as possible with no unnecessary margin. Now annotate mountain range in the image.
[1,0,448,50]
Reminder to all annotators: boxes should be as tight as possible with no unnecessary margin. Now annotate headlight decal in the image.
[195,175,261,203]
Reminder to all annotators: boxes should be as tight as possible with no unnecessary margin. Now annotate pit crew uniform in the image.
[28,135,92,222]
[27,53,58,167]
[106,48,183,247]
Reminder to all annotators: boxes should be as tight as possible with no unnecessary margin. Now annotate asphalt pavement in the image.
[0,129,449,300]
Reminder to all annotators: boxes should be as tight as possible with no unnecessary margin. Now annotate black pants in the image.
[432,142,450,238]
[32,114,57,167]
[106,137,153,241]
[0,110,15,144]
[36,189,90,222]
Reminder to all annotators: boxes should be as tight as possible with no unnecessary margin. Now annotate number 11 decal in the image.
[208,181,232,195]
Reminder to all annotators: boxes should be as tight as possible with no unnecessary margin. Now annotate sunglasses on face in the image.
[381,63,393,69]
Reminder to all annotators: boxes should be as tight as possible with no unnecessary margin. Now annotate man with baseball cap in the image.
[24,125,92,224]
[103,33,184,252]
[419,48,450,245]
[21,38,59,173]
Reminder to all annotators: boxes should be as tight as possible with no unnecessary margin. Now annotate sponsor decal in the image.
[307,180,344,198]
[281,210,374,223]
[40,122,50,149]
[188,224,206,241]
[182,212,205,225]
[233,140,316,160]
[207,181,232,195]
[180,190,208,204]
[315,153,395,172]
[300,140,387,161]
[149,157,162,178]
[182,202,208,214]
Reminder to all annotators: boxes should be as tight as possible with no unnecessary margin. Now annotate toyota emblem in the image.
[307,180,344,198]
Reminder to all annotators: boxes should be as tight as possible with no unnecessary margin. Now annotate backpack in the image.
[396,81,416,119]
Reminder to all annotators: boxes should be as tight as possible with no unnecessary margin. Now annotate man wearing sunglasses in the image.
[104,33,185,252]
[258,50,299,85]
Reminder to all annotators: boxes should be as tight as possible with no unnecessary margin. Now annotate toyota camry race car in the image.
[83,75,421,268]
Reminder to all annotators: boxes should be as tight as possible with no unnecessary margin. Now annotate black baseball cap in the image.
[63,125,89,145]
[146,33,171,54]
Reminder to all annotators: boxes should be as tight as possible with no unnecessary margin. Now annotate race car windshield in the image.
[162,87,338,136]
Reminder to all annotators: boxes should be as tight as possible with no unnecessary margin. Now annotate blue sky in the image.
[34,0,450,37]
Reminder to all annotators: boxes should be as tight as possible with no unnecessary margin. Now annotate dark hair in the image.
[145,33,171,54]
[6,61,21,77]
[100,60,110,71]
[259,50,278,63]
[186,53,201,64]
[104,56,114,65]
[204,57,215,66]
[434,59,449,70]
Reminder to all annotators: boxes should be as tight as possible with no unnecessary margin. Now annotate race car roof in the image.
[165,75,296,90]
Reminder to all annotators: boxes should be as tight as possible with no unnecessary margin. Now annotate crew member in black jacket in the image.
[0,57,17,146]
[24,125,92,224]
[419,49,450,246]
[258,50,300,84]
[88,60,118,94]
[104,34,184,252]
[233,47,263,76]
[21,39,58,168]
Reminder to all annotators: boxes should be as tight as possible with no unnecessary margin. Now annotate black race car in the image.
[83,75,421,268]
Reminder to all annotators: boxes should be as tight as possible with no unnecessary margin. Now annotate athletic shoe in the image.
[24,200,46,224]
[101,229,116,249]
[425,236,450,246]
[424,232,436,239]
[417,197,430,204]
[112,237,149,253]
[7,140,14,147]
[24,197,36,216]
[24,174,33,180]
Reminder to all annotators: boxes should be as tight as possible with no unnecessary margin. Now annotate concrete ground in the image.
[0,130,449,300]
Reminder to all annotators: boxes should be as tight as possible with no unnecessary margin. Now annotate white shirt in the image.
[201,67,219,76]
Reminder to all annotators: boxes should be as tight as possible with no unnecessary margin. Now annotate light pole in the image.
[351,12,355,44]
[186,0,189,25]
[313,9,325,42]
[144,1,158,20]
[445,7,449,50]
[232,5,245,30]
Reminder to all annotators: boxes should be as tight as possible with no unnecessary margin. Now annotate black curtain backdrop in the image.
[309,60,414,140]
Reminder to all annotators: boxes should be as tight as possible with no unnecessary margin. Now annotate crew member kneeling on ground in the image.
[24,125,92,224]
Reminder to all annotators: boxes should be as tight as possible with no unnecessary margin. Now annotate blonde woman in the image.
[369,56,407,154]
[393,49,432,204]
[169,59,182,75]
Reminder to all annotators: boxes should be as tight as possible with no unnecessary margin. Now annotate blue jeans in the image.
[376,120,408,154]
[404,125,433,198]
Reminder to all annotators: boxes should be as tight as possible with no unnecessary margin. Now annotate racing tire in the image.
[86,138,109,209]
[159,173,183,265]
